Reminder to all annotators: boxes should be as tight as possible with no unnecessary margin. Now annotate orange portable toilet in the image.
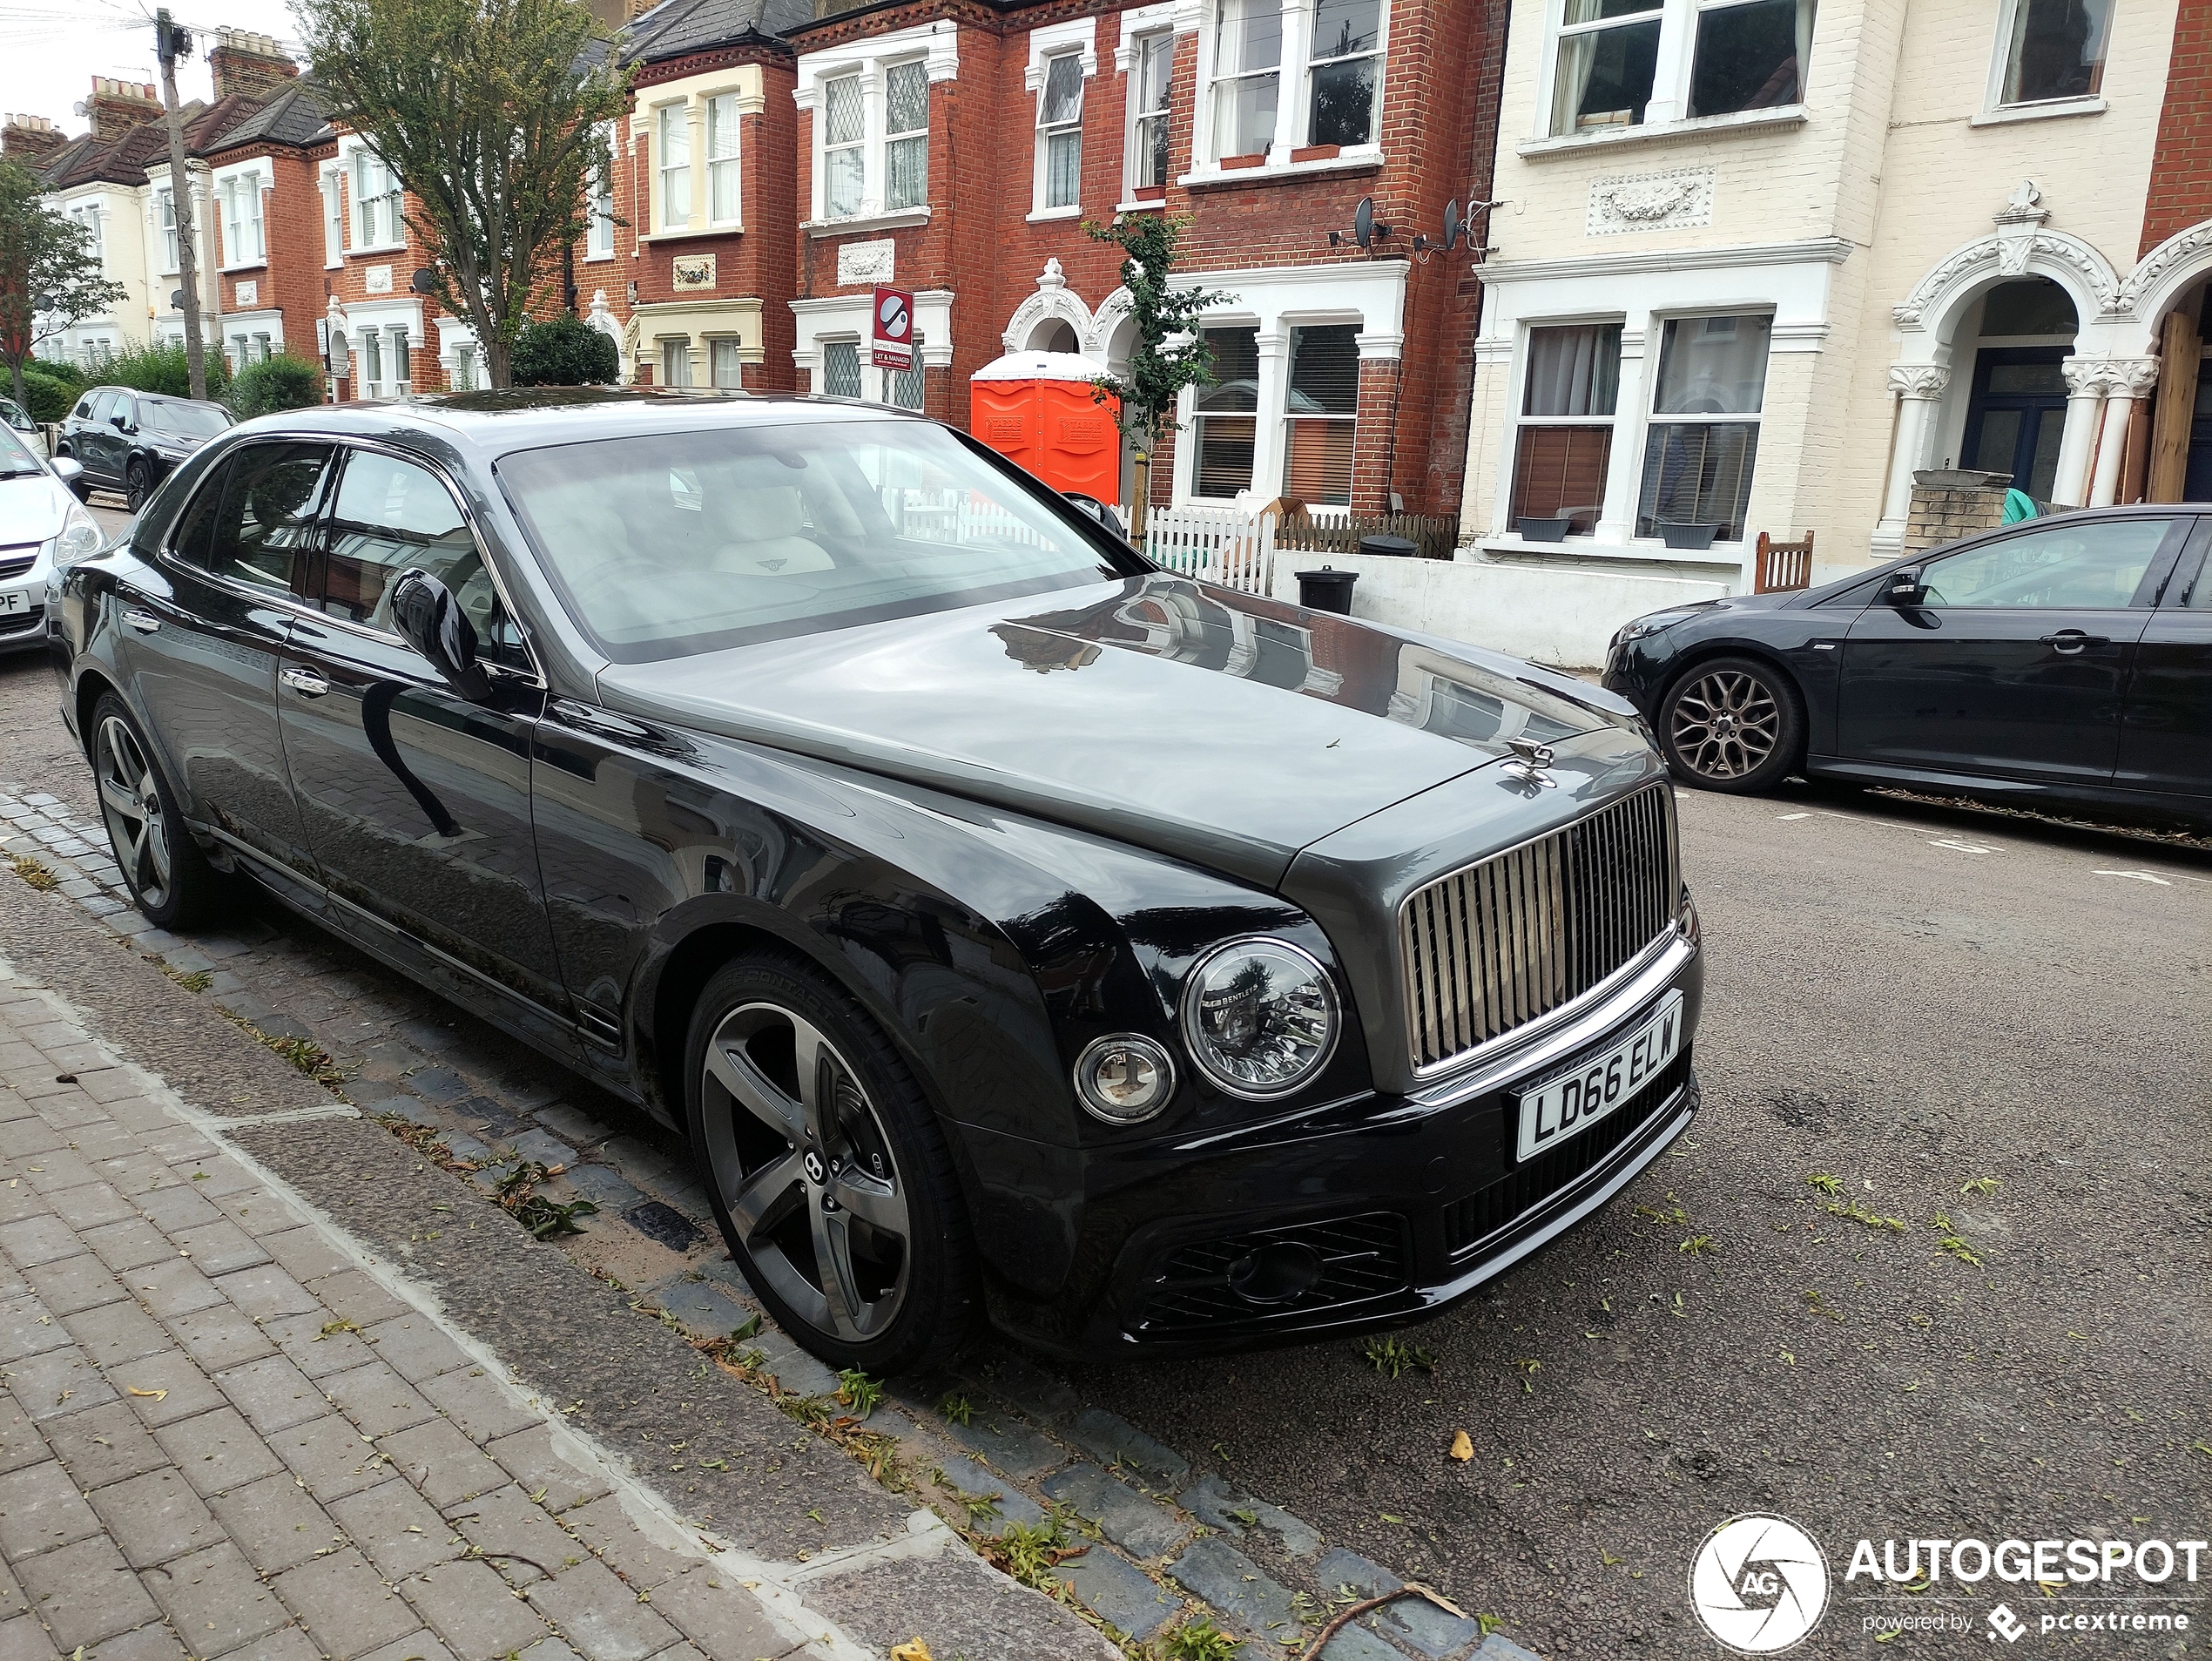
[969,351,1122,502]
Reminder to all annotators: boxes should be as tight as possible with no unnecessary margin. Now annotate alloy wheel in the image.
[1668,668,1782,781]
[125,463,148,512]
[699,1001,910,1344]
[95,715,174,911]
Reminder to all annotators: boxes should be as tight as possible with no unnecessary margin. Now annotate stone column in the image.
[1876,364,1949,544]
[2088,358,2157,507]
[1251,328,1290,503]
[2051,359,2107,509]
[1595,327,1649,544]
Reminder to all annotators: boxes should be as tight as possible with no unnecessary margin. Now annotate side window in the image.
[172,442,334,594]
[1919,518,2175,611]
[113,395,137,431]
[72,395,97,421]
[323,450,489,638]
[86,391,118,426]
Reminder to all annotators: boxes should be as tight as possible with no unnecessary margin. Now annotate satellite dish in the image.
[1445,199,1464,253]
[1353,197,1374,252]
[409,267,438,295]
[169,288,185,311]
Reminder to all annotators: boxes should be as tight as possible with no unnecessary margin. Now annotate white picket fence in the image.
[1123,503,1352,595]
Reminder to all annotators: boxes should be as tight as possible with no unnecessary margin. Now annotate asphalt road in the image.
[9,510,2209,1655]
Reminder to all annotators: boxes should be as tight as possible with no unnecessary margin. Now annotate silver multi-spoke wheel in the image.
[96,715,175,911]
[700,1001,911,1345]
[1668,668,1782,782]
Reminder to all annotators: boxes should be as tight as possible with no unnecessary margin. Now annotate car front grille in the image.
[0,549,37,582]
[1134,1212,1407,1333]
[1441,1049,1692,1256]
[1399,781,1678,1073]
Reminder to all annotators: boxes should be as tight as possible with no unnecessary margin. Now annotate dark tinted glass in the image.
[322,451,486,635]
[1979,278,2076,336]
[1197,327,1260,413]
[1688,0,1810,117]
[176,442,333,594]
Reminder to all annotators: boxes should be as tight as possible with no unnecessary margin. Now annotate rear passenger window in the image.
[322,451,490,637]
[170,442,334,595]
[72,396,96,421]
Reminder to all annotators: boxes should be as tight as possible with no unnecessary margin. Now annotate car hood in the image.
[0,474,71,547]
[597,572,1644,890]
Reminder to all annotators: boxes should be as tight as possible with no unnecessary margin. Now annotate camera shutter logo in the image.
[1689,1514,1831,1653]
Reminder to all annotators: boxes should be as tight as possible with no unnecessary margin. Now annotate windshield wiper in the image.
[0,468,42,481]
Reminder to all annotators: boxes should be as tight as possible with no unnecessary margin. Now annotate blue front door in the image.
[1960,347,2069,503]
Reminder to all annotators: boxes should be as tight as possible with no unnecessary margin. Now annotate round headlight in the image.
[1074,1034,1177,1124]
[1180,938,1340,1100]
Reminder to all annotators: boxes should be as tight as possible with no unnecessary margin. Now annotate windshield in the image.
[144,402,232,439]
[497,419,1137,662]
[0,424,41,474]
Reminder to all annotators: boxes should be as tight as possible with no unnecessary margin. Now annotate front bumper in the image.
[0,596,47,655]
[989,931,1704,1357]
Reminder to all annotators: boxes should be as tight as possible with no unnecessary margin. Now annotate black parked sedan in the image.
[1604,507,2212,825]
[58,386,233,510]
[51,390,1703,1372]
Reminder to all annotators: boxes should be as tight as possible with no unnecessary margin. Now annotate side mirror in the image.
[109,413,129,431]
[48,456,83,484]
[389,568,492,701]
[1881,568,1925,606]
[1062,492,1127,540]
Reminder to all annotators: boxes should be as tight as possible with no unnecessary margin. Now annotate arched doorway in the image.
[1946,277,2079,501]
[1027,318,1079,354]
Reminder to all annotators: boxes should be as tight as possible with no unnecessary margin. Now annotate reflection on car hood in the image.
[0,474,69,548]
[599,573,1642,889]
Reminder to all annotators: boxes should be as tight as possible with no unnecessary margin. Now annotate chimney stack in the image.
[85,77,163,143]
[209,30,300,103]
[1,113,64,165]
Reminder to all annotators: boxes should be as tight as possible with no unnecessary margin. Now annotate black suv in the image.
[59,387,233,510]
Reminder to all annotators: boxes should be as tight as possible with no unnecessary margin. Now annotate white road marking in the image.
[2094,869,2175,886]
[1776,812,1813,820]
[1929,838,1994,854]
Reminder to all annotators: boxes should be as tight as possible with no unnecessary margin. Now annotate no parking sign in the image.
[871,287,914,370]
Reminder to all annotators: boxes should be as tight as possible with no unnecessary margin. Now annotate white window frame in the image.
[1026,20,1097,220]
[1508,320,1624,537]
[1186,0,1387,179]
[66,202,105,265]
[1531,0,1814,145]
[883,57,930,212]
[215,165,266,268]
[706,93,742,226]
[656,100,692,231]
[795,23,958,229]
[1123,28,1177,201]
[1634,309,1771,544]
[343,140,406,253]
[820,71,866,219]
[154,186,179,275]
[320,164,345,265]
[587,122,617,258]
[1978,0,2111,122]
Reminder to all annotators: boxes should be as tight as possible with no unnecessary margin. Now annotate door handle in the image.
[121,609,160,634]
[280,665,331,698]
[2039,630,2109,653]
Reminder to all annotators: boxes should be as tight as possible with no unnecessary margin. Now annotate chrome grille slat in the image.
[1398,784,1679,1073]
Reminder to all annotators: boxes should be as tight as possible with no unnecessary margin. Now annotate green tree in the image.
[511,314,618,386]
[296,0,629,388]
[1082,213,1236,540]
[0,160,128,412]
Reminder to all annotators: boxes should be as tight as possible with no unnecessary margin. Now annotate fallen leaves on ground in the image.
[1449,1429,1474,1462]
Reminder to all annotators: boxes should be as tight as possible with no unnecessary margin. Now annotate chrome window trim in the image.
[1397,782,1679,1082]
[154,431,547,690]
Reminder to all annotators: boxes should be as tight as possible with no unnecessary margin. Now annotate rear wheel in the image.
[1658,656,1803,793]
[90,694,224,928]
[124,459,150,512]
[685,954,974,1374]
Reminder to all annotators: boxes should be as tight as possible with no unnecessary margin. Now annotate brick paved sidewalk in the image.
[0,958,806,1661]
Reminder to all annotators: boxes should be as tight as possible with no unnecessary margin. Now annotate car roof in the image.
[232,388,933,460]
[78,388,225,409]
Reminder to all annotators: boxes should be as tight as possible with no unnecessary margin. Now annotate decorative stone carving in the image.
[672,253,715,291]
[1586,167,1714,237]
[1892,228,2121,327]
[1886,363,1950,399]
[2115,222,2212,314]
[2060,357,2108,396]
[836,240,895,287]
[2106,356,2159,396]
[364,263,393,294]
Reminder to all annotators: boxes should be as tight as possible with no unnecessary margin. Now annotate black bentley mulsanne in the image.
[48,390,1703,1372]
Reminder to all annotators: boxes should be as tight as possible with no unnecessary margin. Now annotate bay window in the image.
[886,61,930,210]
[1997,0,2108,105]
[1635,314,1770,543]
[1548,0,1814,138]
[658,103,691,230]
[1037,52,1086,211]
[354,151,401,247]
[822,73,865,218]
[1192,326,1260,497]
[1306,0,1381,147]
[587,124,616,257]
[1210,0,1281,161]
[1512,324,1620,535]
[219,172,264,266]
[1130,32,1175,193]
[1283,325,1359,504]
[708,94,742,223]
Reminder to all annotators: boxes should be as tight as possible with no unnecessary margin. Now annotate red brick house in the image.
[777,0,1507,514]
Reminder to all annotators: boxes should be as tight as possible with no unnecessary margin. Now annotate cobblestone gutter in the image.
[0,781,1537,1661]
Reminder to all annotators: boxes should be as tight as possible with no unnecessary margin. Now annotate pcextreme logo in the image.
[1689,1513,1831,1653]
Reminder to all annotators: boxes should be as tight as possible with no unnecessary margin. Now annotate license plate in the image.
[1515,990,1684,1164]
[0,591,25,617]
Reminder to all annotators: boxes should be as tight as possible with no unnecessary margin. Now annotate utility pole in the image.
[154,9,208,402]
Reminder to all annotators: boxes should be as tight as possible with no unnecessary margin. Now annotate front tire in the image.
[90,694,224,928]
[1658,656,1803,793]
[684,954,975,1374]
[124,459,150,513]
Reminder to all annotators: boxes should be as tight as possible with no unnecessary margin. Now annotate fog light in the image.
[1226,1240,1324,1305]
[1074,1034,1177,1124]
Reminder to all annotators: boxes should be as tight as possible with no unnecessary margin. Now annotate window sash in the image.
[823,74,865,218]
[821,341,863,398]
[588,124,617,255]
[1131,34,1175,188]
[658,105,691,228]
[158,190,179,272]
[711,339,745,388]
[2000,0,2108,105]
[1039,55,1085,209]
[661,341,693,388]
[708,95,741,223]
[322,176,343,262]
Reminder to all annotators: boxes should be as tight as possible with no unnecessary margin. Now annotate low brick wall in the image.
[1904,468,2014,557]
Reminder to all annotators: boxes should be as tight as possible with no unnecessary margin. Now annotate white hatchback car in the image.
[0,423,100,657]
